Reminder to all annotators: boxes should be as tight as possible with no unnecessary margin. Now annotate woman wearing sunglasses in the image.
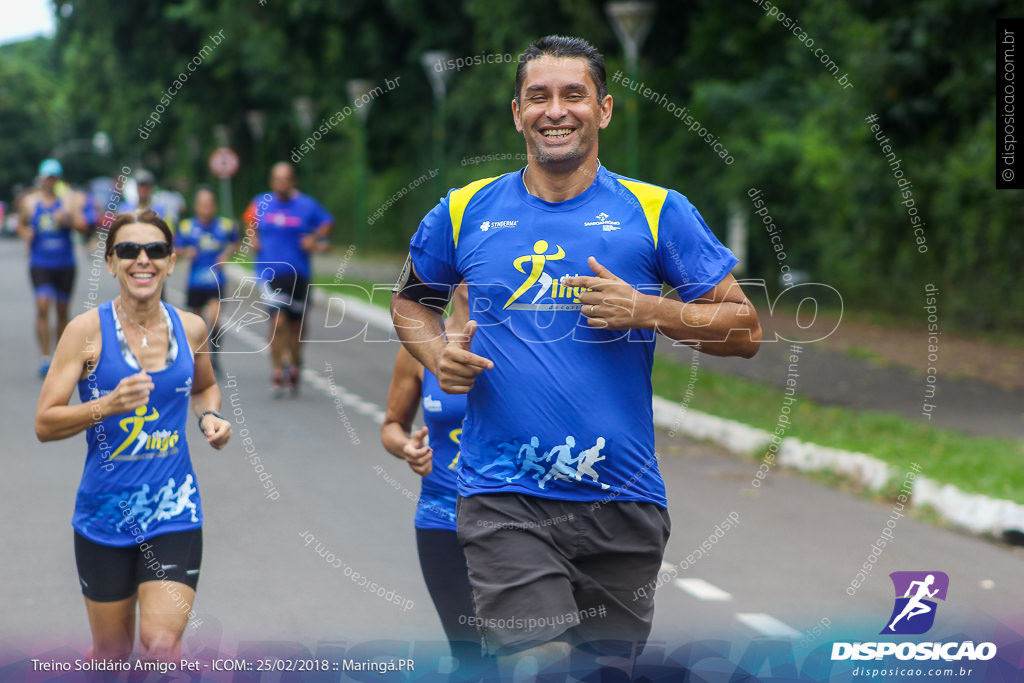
[34,210,232,662]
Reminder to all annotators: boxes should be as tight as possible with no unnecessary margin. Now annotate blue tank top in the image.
[73,301,202,546]
[414,369,466,531]
[30,197,75,268]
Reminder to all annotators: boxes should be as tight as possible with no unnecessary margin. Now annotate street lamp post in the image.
[212,124,233,215]
[606,2,655,178]
[420,51,453,199]
[347,80,376,253]
[245,109,267,201]
[292,97,315,136]
[292,96,317,204]
[50,131,112,160]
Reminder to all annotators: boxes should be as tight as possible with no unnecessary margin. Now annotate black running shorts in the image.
[73,528,202,602]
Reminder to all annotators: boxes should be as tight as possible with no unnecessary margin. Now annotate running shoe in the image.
[271,368,286,399]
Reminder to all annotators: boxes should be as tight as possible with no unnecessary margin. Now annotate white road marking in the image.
[673,578,733,601]
[176,284,390,427]
[229,324,267,354]
[736,613,802,639]
[300,369,386,425]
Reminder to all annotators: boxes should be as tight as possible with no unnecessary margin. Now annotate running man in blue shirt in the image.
[244,162,332,397]
[18,159,90,377]
[175,187,239,375]
[392,36,762,676]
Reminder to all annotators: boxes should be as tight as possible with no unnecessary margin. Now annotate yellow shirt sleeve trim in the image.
[449,176,501,248]
[616,179,669,248]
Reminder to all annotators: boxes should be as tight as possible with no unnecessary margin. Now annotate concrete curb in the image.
[652,396,1024,538]
[224,263,1024,539]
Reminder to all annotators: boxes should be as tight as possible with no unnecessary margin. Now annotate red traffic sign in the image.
[209,147,240,179]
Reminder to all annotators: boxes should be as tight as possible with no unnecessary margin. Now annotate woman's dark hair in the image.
[105,210,174,257]
[514,35,607,103]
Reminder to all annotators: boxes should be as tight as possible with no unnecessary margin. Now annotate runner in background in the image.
[18,159,90,377]
[119,169,181,229]
[242,162,332,397]
[175,187,239,377]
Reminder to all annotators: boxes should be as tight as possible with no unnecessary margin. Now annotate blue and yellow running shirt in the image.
[176,216,237,291]
[30,198,75,269]
[408,166,738,508]
[415,368,466,531]
[73,301,202,545]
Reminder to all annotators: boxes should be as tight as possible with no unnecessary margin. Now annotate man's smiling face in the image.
[513,55,613,168]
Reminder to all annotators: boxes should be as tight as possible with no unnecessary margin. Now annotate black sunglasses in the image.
[110,241,172,260]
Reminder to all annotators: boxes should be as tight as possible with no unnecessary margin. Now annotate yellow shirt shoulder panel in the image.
[616,179,669,247]
[448,176,501,248]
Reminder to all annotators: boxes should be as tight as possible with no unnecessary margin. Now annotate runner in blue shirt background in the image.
[244,162,332,397]
[175,186,239,376]
[392,35,763,677]
[17,158,90,377]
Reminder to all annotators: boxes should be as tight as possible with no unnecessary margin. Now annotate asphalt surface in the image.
[1,238,1023,681]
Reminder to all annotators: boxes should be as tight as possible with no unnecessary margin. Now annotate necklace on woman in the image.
[118,300,160,348]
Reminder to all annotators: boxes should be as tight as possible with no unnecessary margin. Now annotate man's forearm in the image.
[390,293,448,375]
[647,296,761,357]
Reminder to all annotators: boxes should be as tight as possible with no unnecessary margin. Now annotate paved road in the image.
[1,238,1022,680]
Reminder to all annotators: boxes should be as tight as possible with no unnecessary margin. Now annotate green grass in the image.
[312,274,396,309]
[771,300,1024,352]
[844,345,887,365]
[651,353,1024,504]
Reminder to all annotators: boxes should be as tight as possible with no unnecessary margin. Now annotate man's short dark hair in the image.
[514,35,607,103]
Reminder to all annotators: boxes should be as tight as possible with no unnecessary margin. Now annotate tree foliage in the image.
[3,0,1016,329]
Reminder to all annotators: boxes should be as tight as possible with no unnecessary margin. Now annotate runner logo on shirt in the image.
[109,406,181,460]
[116,475,200,533]
[504,240,592,310]
[37,211,57,232]
[477,435,610,490]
